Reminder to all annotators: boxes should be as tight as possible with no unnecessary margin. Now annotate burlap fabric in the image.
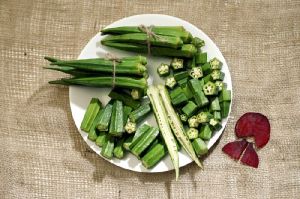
[1,0,299,198]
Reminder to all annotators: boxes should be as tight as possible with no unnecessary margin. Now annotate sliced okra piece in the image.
[197,112,213,123]
[195,52,207,65]
[203,81,218,95]
[189,67,203,79]
[199,124,212,140]
[188,115,199,128]
[157,63,170,77]
[165,76,177,89]
[171,58,184,70]
[192,138,208,156]
[182,101,198,118]
[201,62,212,75]
[210,57,222,70]
[187,128,199,140]
[211,70,225,81]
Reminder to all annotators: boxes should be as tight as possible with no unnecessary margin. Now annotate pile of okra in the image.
[157,52,231,151]
[81,89,165,169]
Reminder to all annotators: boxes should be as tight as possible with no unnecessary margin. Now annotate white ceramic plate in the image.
[69,14,232,173]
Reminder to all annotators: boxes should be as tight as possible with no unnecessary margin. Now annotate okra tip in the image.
[44,56,58,63]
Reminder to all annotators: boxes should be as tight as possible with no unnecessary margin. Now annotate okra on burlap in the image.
[0,0,299,198]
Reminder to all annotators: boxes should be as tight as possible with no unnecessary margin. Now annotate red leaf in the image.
[240,143,259,168]
[235,112,270,148]
[222,139,248,160]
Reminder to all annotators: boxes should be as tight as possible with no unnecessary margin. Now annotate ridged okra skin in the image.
[80,98,102,132]
[109,100,124,137]
[131,127,159,157]
[141,142,168,169]
[101,26,192,43]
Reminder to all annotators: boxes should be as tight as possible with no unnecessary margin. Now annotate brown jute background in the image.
[0,0,299,198]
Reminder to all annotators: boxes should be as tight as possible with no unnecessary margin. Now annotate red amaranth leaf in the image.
[235,112,270,148]
[222,139,248,160]
[240,143,259,168]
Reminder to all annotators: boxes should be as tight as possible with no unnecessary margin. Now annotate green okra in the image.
[131,127,159,157]
[213,111,222,121]
[109,100,124,137]
[219,89,231,102]
[101,42,197,58]
[201,63,212,75]
[123,106,132,125]
[113,138,125,159]
[141,142,168,169]
[192,138,208,156]
[197,112,213,123]
[129,124,151,149]
[188,79,209,107]
[210,97,221,111]
[203,81,218,96]
[50,76,148,90]
[101,26,192,43]
[96,102,113,131]
[44,66,100,77]
[173,71,189,81]
[182,101,198,118]
[169,87,188,106]
[123,136,134,151]
[108,89,141,110]
[209,118,222,131]
[128,103,151,123]
[96,132,108,147]
[102,33,183,49]
[80,98,102,132]
[187,128,199,140]
[195,52,207,64]
[101,135,114,159]
[157,63,170,77]
[199,125,212,140]
[220,101,230,118]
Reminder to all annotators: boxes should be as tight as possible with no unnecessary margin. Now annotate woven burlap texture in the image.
[0,0,299,198]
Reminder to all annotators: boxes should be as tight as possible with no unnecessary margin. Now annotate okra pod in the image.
[102,42,197,58]
[102,33,184,49]
[101,26,192,43]
[169,87,188,106]
[128,103,151,123]
[50,76,148,90]
[182,101,198,118]
[80,98,102,132]
[101,136,114,159]
[199,125,212,140]
[113,138,125,159]
[96,102,113,131]
[188,79,209,107]
[123,106,132,125]
[147,86,179,180]
[141,142,168,169]
[129,124,151,149]
[173,71,189,81]
[157,85,203,168]
[187,128,199,140]
[109,100,124,137]
[192,138,208,156]
[131,127,159,157]
[195,52,207,64]
[109,89,141,110]
[95,132,108,147]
